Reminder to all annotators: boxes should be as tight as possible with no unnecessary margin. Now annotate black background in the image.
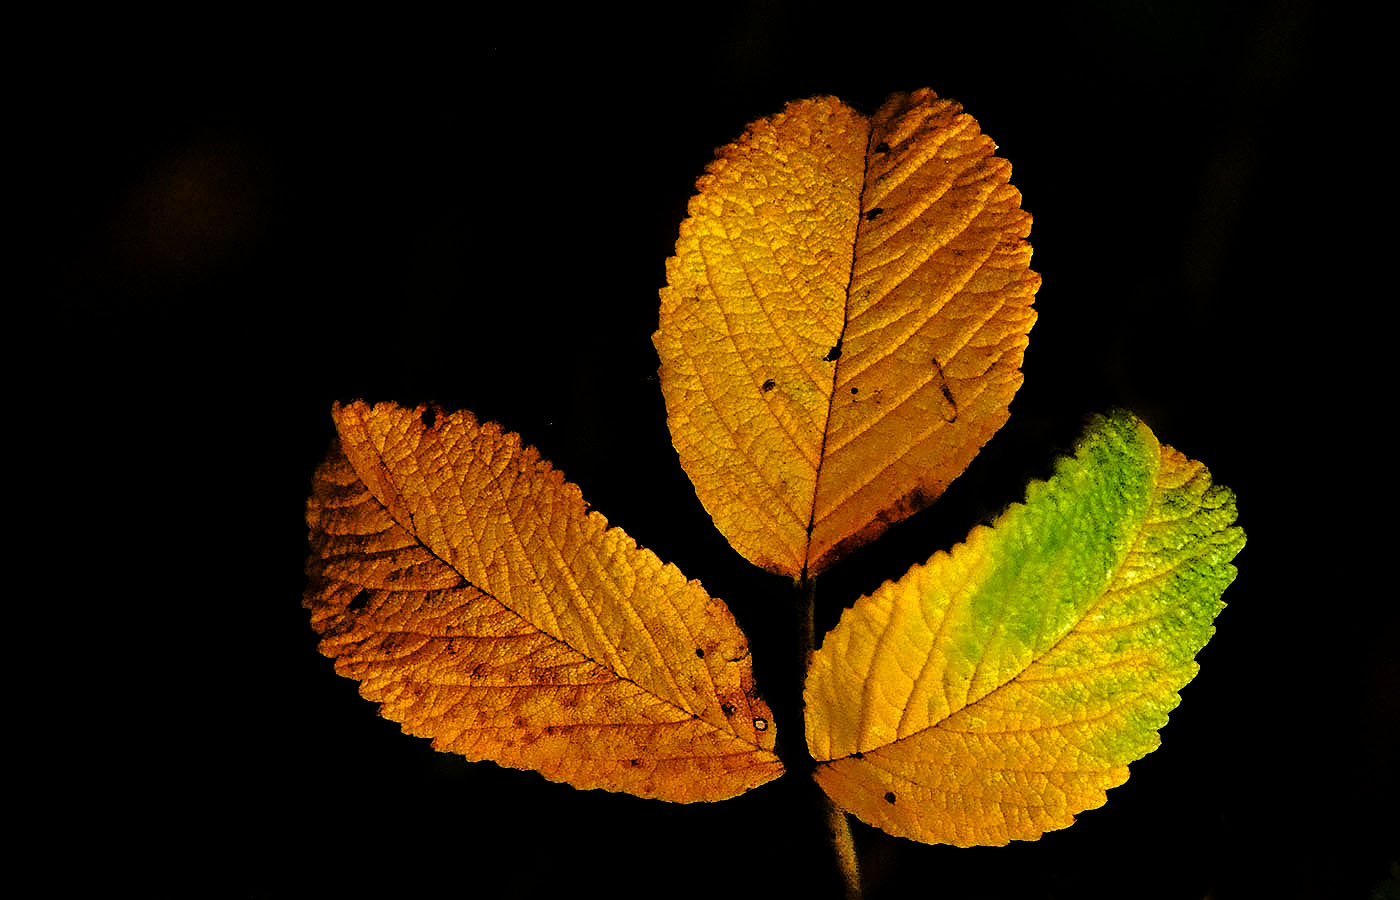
[46,3,1393,898]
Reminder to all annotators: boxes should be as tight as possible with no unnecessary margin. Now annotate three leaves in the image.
[304,90,1243,844]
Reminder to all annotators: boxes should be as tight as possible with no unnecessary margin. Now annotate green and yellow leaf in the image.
[305,401,782,802]
[654,89,1039,578]
[804,411,1244,845]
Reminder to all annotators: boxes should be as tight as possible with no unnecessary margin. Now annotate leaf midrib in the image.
[343,428,769,754]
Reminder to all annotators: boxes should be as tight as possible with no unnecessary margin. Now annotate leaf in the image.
[654,89,1039,578]
[804,411,1244,845]
[304,401,782,802]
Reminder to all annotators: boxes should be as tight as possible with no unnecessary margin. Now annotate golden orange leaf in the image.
[655,88,1039,578]
[304,401,782,802]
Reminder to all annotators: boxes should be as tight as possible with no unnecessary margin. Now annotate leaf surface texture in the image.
[304,401,782,802]
[804,411,1244,845]
[655,89,1039,577]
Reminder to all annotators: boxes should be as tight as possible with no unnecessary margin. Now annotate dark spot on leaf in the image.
[347,590,368,613]
[932,357,958,422]
[865,207,884,221]
[762,378,776,392]
[753,717,768,731]
[722,702,736,716]
[874,141,890,154]
[695,648,705,659]
[823,338,843,362]
[630,758,641,767]
[421,406,437,429]
[885,791,897,804]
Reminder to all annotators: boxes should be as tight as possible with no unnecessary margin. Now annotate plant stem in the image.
[824,791,862,900]
[798,575,863,899]
[799,575,817,670]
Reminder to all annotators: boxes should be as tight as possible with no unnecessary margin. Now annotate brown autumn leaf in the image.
[655,89,1039,578]
[304,401,782,802]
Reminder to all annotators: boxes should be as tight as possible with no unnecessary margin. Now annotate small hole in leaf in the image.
[753,718,768,731]
[695,648,705,659]
[865,207,884,221]
[850,387,859,395]
[885,791,897,804]
[852,751,864,760]
[722,702,736,716]
[347,590,368,612]
[874,141,890,153]
[762,378,776,392]
[823,338,842,362]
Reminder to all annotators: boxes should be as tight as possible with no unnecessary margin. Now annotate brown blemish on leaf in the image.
[932,356,959,423]
[810,480,944,575]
